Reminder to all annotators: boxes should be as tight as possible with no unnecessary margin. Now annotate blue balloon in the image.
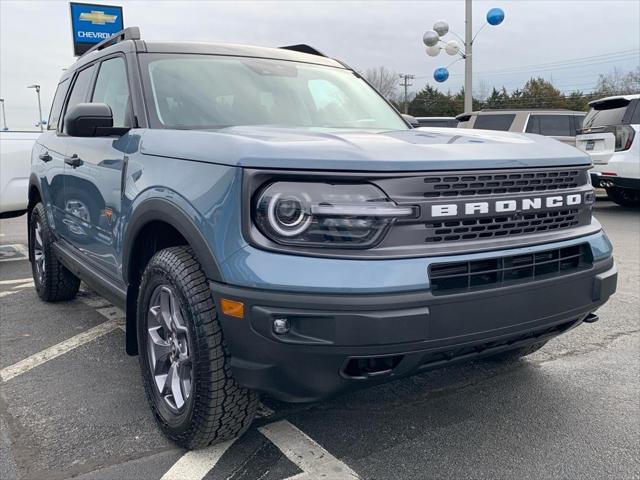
[434,67,449,83]
[487,7,504,26]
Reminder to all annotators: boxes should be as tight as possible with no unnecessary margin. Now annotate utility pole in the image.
[464,0,473,113]
[0,98,7,131]
[27,84,44,132]
[399,73,415,114]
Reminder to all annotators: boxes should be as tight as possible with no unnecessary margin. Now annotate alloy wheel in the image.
[147,285,193,412]
[33,220,45,283]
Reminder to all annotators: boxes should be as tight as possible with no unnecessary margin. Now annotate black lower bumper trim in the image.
[210,258,617,402]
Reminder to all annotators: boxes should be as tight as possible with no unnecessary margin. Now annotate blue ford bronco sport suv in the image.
[28,28,617,448]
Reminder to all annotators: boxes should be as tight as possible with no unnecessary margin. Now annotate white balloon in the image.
[426,45,442,57]
[445,40,460,56]
[423,30,439,47]
[433,20,449,37]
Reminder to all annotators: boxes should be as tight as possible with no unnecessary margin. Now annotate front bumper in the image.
[212,254,617,402]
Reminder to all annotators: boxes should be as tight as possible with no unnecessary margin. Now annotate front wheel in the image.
[606,187,640,208]
[137,246,257,449]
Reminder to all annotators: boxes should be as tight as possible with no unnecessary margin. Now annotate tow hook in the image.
[584,312,600,323]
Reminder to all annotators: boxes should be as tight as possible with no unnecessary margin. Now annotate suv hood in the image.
[139,126,589,171]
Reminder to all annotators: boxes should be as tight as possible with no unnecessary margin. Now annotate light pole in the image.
[27,84,44,132]
[422,4,505,113]
[0,98,7,131]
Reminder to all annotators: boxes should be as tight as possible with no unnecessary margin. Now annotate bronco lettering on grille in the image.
[431,193,583,218]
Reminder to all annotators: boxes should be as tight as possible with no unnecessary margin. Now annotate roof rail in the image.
[79,26,141,59]
[280,44,327,57]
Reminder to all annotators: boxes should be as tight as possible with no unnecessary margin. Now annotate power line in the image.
[415,49,639,79]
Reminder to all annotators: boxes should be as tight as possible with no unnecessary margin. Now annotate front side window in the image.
[63,64,96,132]
[142,54,407,130]
[92,57,131,127]
[47,79,69,131]
[473,114,515,131]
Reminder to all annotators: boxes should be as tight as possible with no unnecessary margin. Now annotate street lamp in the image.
[422,1,505,113]
[0,98,8,131]
[27,84,44,132]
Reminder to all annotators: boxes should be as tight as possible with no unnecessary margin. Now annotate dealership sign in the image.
[69,2,124,56]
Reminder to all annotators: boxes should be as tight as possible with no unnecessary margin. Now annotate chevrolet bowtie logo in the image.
[79,10,117,25]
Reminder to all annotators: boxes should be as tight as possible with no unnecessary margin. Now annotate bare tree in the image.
[363,66,398,101]
[594,66,640,96]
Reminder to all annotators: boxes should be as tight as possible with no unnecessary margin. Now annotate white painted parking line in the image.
[259,420,360,479]
[0,277,32,285]
[160,438,238,480]
[0,320,120,382]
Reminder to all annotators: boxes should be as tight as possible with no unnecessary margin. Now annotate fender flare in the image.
[121,197,224,284]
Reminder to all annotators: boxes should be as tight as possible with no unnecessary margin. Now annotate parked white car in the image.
[0,130,40,217]
[576,94,640,207]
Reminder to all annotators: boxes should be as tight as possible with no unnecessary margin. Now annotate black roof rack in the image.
[79,26,141,59]
[280,44,327,57]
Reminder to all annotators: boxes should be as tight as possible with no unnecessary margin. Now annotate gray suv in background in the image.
[457,109,586,145]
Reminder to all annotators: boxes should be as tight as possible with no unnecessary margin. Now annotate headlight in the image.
[254,182,414,248]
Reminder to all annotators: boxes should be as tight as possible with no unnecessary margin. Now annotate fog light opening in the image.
[343,355,403,378]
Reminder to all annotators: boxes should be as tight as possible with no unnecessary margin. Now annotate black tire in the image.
[29,202,81,302]
[485,341,548,362]
[137,246,257,449]
[606,187,640,208]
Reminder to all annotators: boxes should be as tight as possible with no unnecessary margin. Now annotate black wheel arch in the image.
[122,197,224,285]
[122,198,225,356]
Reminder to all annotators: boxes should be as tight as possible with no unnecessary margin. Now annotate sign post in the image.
[69,2,124,56]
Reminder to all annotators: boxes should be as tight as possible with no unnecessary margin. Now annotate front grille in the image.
[425,209,580,243]
[422,169,582,198]
[429,244,591,293]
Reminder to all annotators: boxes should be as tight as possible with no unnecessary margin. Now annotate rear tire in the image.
[606,187,640,207]
[137,246,257,449]
[486,341,548,362]
[29,202,81,302]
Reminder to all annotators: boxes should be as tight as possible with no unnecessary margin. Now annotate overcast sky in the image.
[1,0,639,129]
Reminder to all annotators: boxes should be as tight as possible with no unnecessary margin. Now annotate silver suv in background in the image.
[456,109,585,145]
[415,116,458,128]
[576,94,640,207]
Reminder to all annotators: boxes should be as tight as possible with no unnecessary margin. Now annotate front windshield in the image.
[142,54,408,130]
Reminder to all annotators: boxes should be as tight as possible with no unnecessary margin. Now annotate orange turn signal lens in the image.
[220,298,244,318]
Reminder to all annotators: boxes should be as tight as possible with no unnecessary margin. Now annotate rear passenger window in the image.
[92,57,131,127]
[473,114,515,131]
[47,79,69,131]
[573,115,585,133]
[529,115,572,137]
[63,65,96,132]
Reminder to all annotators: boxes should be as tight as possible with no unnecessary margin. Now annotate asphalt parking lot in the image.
[1,200,638,480]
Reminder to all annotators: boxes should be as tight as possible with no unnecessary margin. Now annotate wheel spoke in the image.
[148,327,171,374]
[159,287,174,332]
[171,363,186,409]
[179,361,192,400]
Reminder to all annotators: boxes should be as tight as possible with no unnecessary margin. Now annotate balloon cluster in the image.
[423,8,504,83]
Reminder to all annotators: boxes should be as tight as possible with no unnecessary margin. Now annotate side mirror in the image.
[402,114,420,128]
[65,103,129,137]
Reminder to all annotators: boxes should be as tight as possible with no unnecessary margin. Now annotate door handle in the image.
[39,151,52,162]
[64,154,83,168]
